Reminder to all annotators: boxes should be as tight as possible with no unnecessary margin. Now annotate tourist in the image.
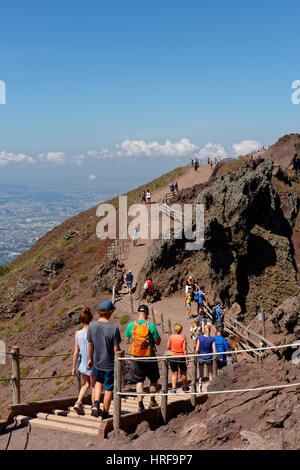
[195,324,217,392]
[125,270,133,294]
[212,301,224,330]
[170,182,174,194]
[185,275,198,302]
[184,286,193,319]
[132,227,138,247]
[214,327,230,370]
[174,182,178,192]
[190,318,202,351]
[125,304,161,411]
[72,307,95,415]
[146,189,151,204]
[167,324,189,393]
[143,277,153,304]
[87,300,121,419]
[198,310,211,330]
[194,286,207,316]
[141,190,146,204]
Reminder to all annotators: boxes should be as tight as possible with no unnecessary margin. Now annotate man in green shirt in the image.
[125,304,161,412]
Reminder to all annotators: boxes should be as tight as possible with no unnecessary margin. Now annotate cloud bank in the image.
[0,138,263,167]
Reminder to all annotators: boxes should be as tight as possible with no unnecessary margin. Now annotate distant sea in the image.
[0,181,134,266]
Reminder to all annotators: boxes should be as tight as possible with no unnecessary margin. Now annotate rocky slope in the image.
[137,157,300,321]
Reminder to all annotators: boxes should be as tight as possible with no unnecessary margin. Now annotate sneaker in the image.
[73,401,85,415]
[148,399,159,408]
[101,411,110,421]
[182,385,190,392]
[171,388,177,393]
[138,401,145,412]
[91,401,100,418]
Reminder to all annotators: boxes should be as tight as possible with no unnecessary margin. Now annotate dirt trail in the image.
[117,164,212,349]
[124,164,212,291]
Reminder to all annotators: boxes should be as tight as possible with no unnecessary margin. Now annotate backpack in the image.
[212,307,217,323]
[130,321,152,357]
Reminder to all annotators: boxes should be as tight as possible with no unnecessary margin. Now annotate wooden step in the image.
[15,415,99,436]
[35,412,101,429]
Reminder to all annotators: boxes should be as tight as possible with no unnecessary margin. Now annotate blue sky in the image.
[0,0,299,183]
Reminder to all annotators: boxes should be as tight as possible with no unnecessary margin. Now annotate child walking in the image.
[184,286,193,318]
[72,307,95,415]
[190,318,202,351]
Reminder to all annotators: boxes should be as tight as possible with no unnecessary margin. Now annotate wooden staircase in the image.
[13,392,190,437]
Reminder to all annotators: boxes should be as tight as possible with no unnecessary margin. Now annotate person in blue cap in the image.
[87,300,121,419]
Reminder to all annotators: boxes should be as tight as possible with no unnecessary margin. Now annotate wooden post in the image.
[213,355,218,377]
[160,313,164,334]
[161,358,168,424]
[151,306,156,326]
[11,346,21,404]
[112,284,116,304]
[130,295,134,315]
[191,356,197,407]
[168,319,172,335]
[113,350,124,430]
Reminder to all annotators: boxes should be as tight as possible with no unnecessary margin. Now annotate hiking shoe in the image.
[73,401,85,415]
[101,411,110,421]
[148,399,159,408]
[138,401,145,412]
[182,385,190,392]
[91,401,101,418]
[171,388,177,393]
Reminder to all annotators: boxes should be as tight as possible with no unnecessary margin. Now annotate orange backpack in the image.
[130,321,152,357]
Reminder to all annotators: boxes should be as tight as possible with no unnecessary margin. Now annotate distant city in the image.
[0,181,133,266]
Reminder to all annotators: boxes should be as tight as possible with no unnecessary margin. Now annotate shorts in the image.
[126,281,132,288]
[197,302,204,309]
[198,358,213,366]
[130,359,160,384]
[185,302,191,307]
[169,357,187,373]
[142,197,146,202]
[93,367,114,391]
[217,360,227,369]
[146,290,152,297]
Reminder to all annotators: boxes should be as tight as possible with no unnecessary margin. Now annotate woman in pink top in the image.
[167,324,189,393]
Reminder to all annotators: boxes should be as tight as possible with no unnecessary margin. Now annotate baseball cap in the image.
[97,300,115,312]
[138,304,149,314]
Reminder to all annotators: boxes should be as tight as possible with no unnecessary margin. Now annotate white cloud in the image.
[232,140,261,157]
[115,138,198,158]
[86,149,112,159]
[0,150,35,167]
[89,174,96,180]
[195,143,228,161]
[38,152,66,164]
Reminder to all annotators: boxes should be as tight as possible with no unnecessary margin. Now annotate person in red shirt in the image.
[167,324,189,393]
[144,278,153,304]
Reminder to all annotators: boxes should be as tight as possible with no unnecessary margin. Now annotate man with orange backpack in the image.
[125,304,161,412]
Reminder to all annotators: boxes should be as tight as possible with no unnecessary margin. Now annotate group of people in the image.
[169,182,178,194]
[141,189,152,204]
[189,156,222,170]
[72,273,234,418]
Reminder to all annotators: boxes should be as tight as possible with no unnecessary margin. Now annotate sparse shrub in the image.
[55,380,62,386]
[39,349,55,364]
[62,284,71,297]
[0,325,4,332]
[83,246,96,254]
[45,319,55,331]
[71,261,81,269]
[119,315,129,326]
[0,376,10,386]
[68,245,76,252]
[56,306,68,317]
[21,365,31,378]
[78,275,88,283]
[61,354,71,362]
[50,281,59,290]
[0,266,10,277]
[38,304,46,314]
